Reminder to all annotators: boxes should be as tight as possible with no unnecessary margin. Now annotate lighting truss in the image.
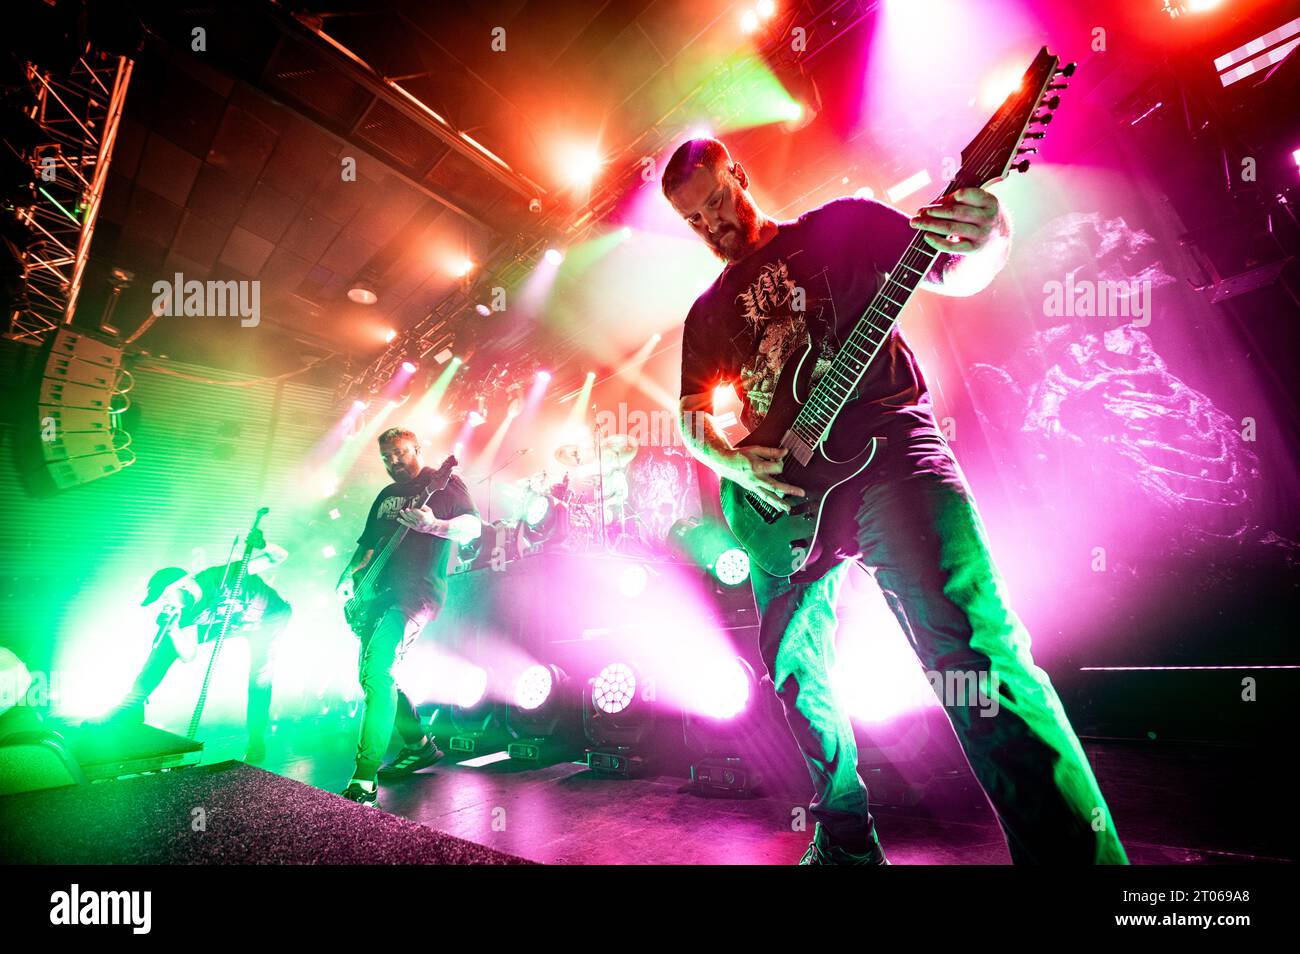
[6,51,133,345]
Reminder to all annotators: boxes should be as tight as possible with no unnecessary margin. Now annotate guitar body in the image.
[343,581,395,641]
[719,337,881,579]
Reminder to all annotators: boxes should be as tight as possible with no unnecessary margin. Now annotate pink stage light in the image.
[513,664,556,711]
[617,563,649,597]
[686,656,752,720]
[544,247,565,266]
[591,663,637,715]
[454,666,489,708]
[401,360,417,373]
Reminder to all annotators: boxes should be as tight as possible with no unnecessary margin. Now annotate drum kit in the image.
[515,431,642,552]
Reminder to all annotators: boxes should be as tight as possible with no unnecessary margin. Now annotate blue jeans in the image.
[750,428,1128,863]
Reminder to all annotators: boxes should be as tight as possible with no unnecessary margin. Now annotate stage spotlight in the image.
[544,247,565,266]
[853,185,875,200]
[592,663,636,715]
[434,348,455,365]
[682,657,767,796]
[584,661,657,776]
[536,369,551,383]
[524,493,550,528]
[506,664,578,762]
[667,518,751,586]
[741,9,760,33]
[401,360,417,373]
[348,280,378,305]
[520,489,569,549]
[757,0,776,17]
[451,258,475,278]
[383,328,397,343]
[475,303,492,317]
[467,410,486,428]
[514,664,556,711]
[454,666,488,708]
[351,399,368,411]
[428,414,447,433]
[694,656,753,720]
[445,665,500,755]
[321,545,337,559]
[714,547,751,586]
[562,143,604,188]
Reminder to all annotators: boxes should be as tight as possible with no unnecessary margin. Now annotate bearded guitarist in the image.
[335,426,481,807]
[666,135,1127,865]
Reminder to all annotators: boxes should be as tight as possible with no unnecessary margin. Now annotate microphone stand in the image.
[478,447,529,524]
[592,405,606,550]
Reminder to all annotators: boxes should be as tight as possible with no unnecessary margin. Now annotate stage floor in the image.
[211,729,1288,865]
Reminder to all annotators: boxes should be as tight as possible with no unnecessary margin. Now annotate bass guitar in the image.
[343,455,458,639]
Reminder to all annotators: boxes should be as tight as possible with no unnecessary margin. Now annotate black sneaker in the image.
[340,782,378,808]
[798,823,890,865]
[377,739,444,780]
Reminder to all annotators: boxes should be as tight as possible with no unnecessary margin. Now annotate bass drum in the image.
[623,445,703,550]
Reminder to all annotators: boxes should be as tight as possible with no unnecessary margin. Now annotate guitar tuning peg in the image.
[1013,159,1031,174]
[1016,147,1038,155]
[1044,95,1061,110]
[1047,83,1068,91]
[1032,113,1054,124]
[1023,131,1046,139]
[1056,62,1076,77]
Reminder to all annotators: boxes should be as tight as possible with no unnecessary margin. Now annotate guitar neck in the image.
[788,214,945,449]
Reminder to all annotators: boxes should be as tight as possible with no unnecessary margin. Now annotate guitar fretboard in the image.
[788,228,941,448]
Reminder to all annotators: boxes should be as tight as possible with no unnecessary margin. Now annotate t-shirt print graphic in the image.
[735,257,835,426]
[375,493,420,523]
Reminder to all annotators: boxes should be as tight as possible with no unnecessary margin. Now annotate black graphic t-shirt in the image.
[680,197,942,440]
[186,564,287,630]
[357,468,478,617]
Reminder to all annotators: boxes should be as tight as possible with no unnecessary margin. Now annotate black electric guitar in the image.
[343,455,458,639]
[720,47,1074,578]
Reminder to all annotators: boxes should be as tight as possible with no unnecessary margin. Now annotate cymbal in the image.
[554,443,595,468]
[600,434,638,468]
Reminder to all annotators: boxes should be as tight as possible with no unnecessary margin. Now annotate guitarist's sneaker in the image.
[340,782,378,808]
[377,738,444,779]
[798,823,891,866]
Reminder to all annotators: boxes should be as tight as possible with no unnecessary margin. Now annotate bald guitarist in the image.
[666,136,1126,865]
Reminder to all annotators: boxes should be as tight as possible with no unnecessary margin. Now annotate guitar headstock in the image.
[954,47,1075,191]
[433,454,458,478]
